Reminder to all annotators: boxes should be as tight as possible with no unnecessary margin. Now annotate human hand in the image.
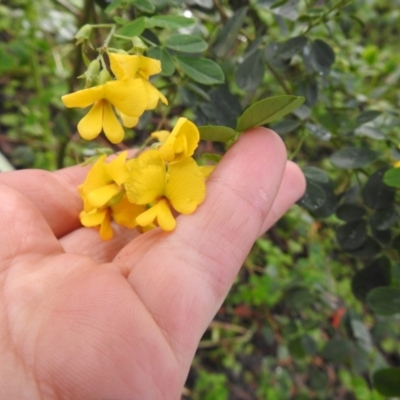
[0,128,305,399]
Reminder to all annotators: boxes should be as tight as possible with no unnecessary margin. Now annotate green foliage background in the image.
[1,0,400,398]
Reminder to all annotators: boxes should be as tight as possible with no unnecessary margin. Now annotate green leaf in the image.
[148,15,195,29]
[336,219,367,251]
[278,36,308,59]
[174,56,225,85]
[146,46,175,76]
[164,34,208,53]
[213,6,248,58]
[105,0,124,12]
[356,110,381,125]
[330,147,379,169]
[370,207,397,230]
[367,287,400,316]
[288,335,317,359]
[303,166,329,184]
[373,368,400,396]
[198,126,237,143]
[298,180,326,211]
[322,338,352,363]
[130,0,155,13]
[351,257,391,302]
[349,236,381,258]
[383,167,400,187]
[116,17,147,37]
[363,167,396,209]
[235,49,265,91]
[309,39,335,75]
[236,95,305,132]
[270,120,301,135]
[306,122,331,141]
[336,203,366,222]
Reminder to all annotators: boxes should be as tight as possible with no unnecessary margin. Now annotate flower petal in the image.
[80,154,109,196]
[120,113,139,128]
[77,100,104,140]
[139,56,162,79]
[109,53,141,80]
[62,85,105,108]
[136,199,176,231]
[102,101,125,144]
[86,183,121,210]
[112,195,146,229]
[104,79,147,117]
[166,157,205,214]
[80,208,107,227]
[104,151,129,185]
[143,80,168,110]
[99,209,113,240]
[200,165,215,179]
[125,150,166,204]
[159,118,199,163]
[151,130,170,143]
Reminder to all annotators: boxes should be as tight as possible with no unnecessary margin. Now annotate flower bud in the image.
[98,68,112,85]
[84,59,101,88]
[75,24,93,44]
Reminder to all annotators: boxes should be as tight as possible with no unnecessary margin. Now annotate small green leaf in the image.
[384,167,400,187]
[336,203,366,222]
[236,95,305,132]
[213,6,248,58]
[351,257,391,302]
[370,207,397,230]
[146,46,175,76]
[322,338,353,363]
[298,180,326,211]
[306,122,331,141]
[336,219,367,251]
[130,0,155,13]
[303,166,329,183]
[116,17,147,37]
[165,34,208,53]
[363,167,396,209]
[198,126,237,143]
[235,49,265,91]
[105,0,124,12]
[367,287,400,316]
[174,56,225,85]
[149,15,195,29]
[330,147,379,169]
[373,368,400,396]
[356,110,381,125]
[309,39,335,75]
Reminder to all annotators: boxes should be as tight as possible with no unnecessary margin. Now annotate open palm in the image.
[0,129,305,399]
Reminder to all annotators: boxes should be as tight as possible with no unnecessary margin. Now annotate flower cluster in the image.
[78,118,212,239]
[62,52,167,144]
[63,49,213,239]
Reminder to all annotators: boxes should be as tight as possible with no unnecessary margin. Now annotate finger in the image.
[0,184,63,265]
[0,165,89,238]
[259,160,306,234]
[115,128,303,368]
[60,224,140,263]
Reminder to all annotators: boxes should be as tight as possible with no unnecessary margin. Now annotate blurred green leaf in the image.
[383,167,400,187]
[297,180,326,211]
[367,287,400,316]
[330,147,379,169]
[363,167,396,209]
[175,56,225,85]
[370,207,397,230]
[213,6,248,58]
[130,0,155,13]
[356,110,381,125]
[309,39,335,75]
[352,257,391,302]
[149,15,195,29]
[236,95,305,132]
[164,34,208,53]
[336,219,367,251]
[373,368,400,396]
[322,338,353,363]
[235,49,265,91]
[336,203,366,222]
[116,17,147,37]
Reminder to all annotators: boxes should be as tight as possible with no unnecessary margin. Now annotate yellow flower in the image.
[156,118,200,163]
[109,52,168,110]
[62,77,148,143]
[125,150,205,231]
[393,160,400,168]
[78,152,145,239]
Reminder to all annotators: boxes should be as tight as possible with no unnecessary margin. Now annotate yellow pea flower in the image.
[62,76,147,143]
[78,152,145,239]
[125,150,205,231]
[109,52,168,110]
[155,118,200,163]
